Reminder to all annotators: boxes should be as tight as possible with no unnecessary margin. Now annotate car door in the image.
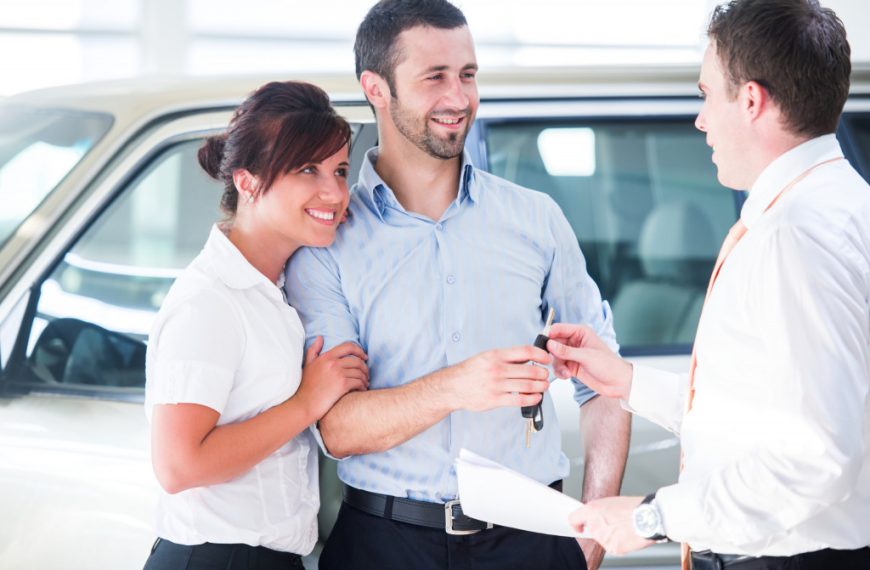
[0,104,373,570]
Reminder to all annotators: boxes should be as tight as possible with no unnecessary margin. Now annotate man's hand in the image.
[446,345,552,412]
[577,537,605,570]
[570,496,654,556]
[546,323,633,400]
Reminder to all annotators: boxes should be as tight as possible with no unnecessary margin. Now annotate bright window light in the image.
[537,128,596,177]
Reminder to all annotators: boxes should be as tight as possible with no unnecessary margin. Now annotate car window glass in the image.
[485,119,736,354]
[18,139,221,391]
[0,105,113,249]
[846,115,870,175]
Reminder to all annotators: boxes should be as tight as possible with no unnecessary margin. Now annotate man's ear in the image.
[232,168,259,202]
[360,70,391,111]
[741,80,771,123]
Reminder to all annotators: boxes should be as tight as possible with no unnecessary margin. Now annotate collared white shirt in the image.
[145,224,318,555]
[627,135,870,556]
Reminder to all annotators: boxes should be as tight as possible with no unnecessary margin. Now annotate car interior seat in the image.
[612,200,717,348]
[29,317,146,387]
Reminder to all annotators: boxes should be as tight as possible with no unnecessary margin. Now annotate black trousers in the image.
[691,546,870,570]
[320,502,588,570]
[143,538,305,570]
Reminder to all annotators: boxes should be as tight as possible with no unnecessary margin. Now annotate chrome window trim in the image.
[844,97,870,112]
[477,97,704,120]
[478,94,870,119]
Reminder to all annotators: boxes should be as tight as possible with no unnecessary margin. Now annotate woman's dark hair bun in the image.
[197,134,227,180]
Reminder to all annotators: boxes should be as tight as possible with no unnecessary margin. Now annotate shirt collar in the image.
[741,134,844,228]
[204,223,283,292]
[357,147,478,221]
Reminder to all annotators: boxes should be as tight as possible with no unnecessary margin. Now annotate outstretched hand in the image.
[546,323,633,400]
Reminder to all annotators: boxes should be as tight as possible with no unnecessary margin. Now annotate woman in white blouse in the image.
[143,81,368,570]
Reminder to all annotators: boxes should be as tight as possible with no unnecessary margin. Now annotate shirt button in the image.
[451,332,461,343]
[446,274,456,285]
[435,223,444,231]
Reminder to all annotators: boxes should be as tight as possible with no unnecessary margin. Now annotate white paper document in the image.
[455,448,587,537]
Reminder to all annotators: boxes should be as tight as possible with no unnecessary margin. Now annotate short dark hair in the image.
[707,0,851,138]
[198,81,351,217]
[354,0,467,93]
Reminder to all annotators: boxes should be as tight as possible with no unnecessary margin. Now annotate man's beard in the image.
[389,97,471,160]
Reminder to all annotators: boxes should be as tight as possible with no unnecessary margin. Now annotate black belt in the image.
[690,550,754,569]
[343,480,563,536]
[691,547,870,570]
[150,538,302,564]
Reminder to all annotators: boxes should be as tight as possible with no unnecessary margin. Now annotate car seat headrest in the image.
[638,201,718,286]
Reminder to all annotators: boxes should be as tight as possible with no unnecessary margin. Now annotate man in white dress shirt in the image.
[545,1,870,568]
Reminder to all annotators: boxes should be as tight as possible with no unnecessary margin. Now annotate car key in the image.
[522,307,554,448]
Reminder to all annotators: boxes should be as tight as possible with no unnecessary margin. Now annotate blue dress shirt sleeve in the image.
[285,246,360,352]
[285,245,360,460]
[540,196,619,406]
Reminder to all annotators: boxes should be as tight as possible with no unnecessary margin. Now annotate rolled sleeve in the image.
[308,423,342,461]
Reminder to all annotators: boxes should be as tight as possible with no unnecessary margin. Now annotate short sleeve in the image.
[145,288,244,418]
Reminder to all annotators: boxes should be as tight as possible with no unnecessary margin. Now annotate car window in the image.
[846,115,870,175]
[15,139,221,391]
[484,118,737,354]
[0,104,113,249]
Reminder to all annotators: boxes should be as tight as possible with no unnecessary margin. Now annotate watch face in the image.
[633,504,661,538]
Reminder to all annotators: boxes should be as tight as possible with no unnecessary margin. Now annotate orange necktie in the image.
[684,219,747,416]
[678,156,842,570]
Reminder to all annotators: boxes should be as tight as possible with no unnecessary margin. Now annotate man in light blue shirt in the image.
[285,1,630,569]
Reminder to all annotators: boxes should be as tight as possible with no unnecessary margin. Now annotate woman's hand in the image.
[151,338,367,493]
[295,336,369,422]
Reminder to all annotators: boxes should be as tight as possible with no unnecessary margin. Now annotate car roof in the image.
[12,63,870,119]
[5,73,364,118]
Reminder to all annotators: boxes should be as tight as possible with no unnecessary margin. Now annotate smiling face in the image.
[695,44,751,190]
[253,144,350,251]
[384,25,479,160]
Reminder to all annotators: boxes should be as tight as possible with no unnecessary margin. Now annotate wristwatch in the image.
[632,493,667,541]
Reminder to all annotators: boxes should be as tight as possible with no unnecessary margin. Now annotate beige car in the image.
[1,68,869,570]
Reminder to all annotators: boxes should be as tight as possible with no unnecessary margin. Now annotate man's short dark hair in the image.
[708,0,851,138]
[354,0,467,94]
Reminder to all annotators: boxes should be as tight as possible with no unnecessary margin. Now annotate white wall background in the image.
[0,0,868,96]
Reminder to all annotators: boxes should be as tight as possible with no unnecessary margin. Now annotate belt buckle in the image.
[444,499,492,535]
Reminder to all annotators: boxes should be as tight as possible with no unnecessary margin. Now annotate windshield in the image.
[0,104,113,249]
